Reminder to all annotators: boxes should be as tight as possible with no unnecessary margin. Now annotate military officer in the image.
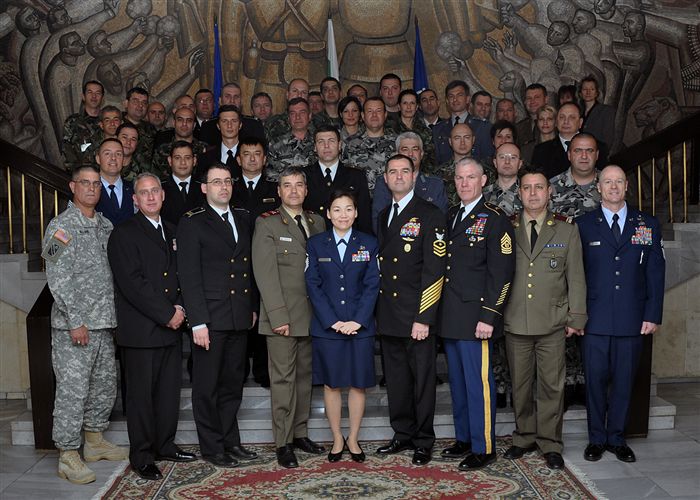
[62,80,103,171]
[503,166,587,470]
[266,98,317,182]
[577,165,665,463]
[176,163,258,468]
[375,154,446,466]
[122,87,157,166]
[251,166,326,468]
[438,157,515,470]
[160,141,205,226]
[42,165,127,485]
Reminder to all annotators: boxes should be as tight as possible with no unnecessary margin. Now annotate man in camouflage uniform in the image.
[117,123,151,181]
[41,165,128,485]
[433,123,483,206]
[266,97,316,182]
[83,105,122,164]
[146,101,167,130]
[152,107,208,178]
[122,87,156,166]
[549,133,602,407]
[62,80,103,171]
[484,143,524,216]
[342,97,397,193]
[312,76,343,130]
[265,78,310,143]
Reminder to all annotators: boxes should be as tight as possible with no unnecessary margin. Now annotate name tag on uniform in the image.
[352,251,370,262]
[589,241,601,246]
[263,198,276,203]
[318,257,332,262]
[280,236,292,242]
[544,243,566,248]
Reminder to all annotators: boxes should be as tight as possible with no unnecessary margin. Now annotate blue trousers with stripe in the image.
[444,338,496,454]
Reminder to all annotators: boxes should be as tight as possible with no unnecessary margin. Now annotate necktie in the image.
[179,181,188,202]
[337,238,346,261]
[156,223,165,241]
[389,202,399,227]
[429,123,434,130]
[454,115,460,126]
[108,184,118,208]
[324,168,332,187]
[453,206,465,230]
[247,180,255,197]
[530,220,538,252]
[611,213,621,244]
[226,150,235,169]
[222,212,236,244]
[564,140,571,152]
[294,214,308,240]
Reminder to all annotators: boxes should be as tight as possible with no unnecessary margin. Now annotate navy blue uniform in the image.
[96,179,134,226]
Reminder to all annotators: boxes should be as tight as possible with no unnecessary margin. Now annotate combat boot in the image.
[57,450,96,484]
[83,431,128,462]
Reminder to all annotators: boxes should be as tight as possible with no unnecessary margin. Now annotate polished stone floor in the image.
[1,381,699,500]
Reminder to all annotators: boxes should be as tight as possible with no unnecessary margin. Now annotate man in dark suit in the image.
[577,165,665,464]
[375,154,446,466]
[160,140,205,226]
[438,157,515,470]
[108,173,196,481]
[176,163,258,468]
[94,138,135,226]
[515,84,547,149]
[199,82,266,145]
[303,124,371,233]
[432,80,472,166]
[199,105,244,178]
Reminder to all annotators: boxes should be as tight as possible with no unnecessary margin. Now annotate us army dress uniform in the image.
[504,211,587,456]
[439,198,515,460]
[376,195,446,451]
[41,201,118,451]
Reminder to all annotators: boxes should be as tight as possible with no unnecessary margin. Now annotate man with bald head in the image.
[265,78,311,142]
[430,123,475,205]
[152,107,209,178]
[577,165,665,464]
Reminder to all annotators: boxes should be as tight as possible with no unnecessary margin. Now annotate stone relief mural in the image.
[0,0,698,166]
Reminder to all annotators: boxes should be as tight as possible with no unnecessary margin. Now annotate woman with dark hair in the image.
[338,96,363,141]
[305,189,379,463]
[580,75,615,150]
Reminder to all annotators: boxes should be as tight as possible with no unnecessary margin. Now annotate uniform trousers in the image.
[122,343,181,467]
[444,338,496,454]
[381,335,436,449]
[505,331,565,454]
[51,328,116,450]
[582,334,643,446]
[266,335,312,448]
[192,329,247,456]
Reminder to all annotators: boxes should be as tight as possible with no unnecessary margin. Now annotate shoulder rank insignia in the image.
[500,232,513,255]
[484,202,502,215]
[433,231,446,257]
[233,207,250,214]
[260,210,280,218]
[510,213,520,228]
[184,207,205,217]
[552,213,573,224]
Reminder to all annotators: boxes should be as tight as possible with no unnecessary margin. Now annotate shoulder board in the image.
[509,213,519,222]
[305,209,316,215]
[233,207,249,214]
[184,207,205,217]
[484,202,503,215]
[552,213,574,224]
[260,210,279,218]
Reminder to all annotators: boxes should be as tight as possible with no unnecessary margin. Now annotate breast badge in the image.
[500,232,512,255]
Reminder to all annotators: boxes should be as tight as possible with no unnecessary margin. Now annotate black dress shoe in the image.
[376,439,414,455]
[156,448,197,462]
[276,445,299,468]
[348,442,365,463]
[503,445,537,460]
[441,441,471,458]
[255,377,271,388]
[135,463,162,481]
[379,376,386,387]
[606,444,636,463]
[202,453,238,468]
[412,447,432,465]
[584,443,606,462]
[226,445,258,460]
[458,452,496,470]
[496,393,507,409]
[292,437,325,454]
[544,452,564,469]
[436,375,444,385]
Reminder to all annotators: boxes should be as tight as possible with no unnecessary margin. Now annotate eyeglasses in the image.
[497,154,520,161]
[75,180,102,189]
[206,178,233,187]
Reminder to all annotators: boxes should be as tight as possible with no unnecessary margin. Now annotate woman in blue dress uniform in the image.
[305,189,380,463]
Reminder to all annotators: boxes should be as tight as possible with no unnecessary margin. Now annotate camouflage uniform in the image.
[41,202,117,450]
[483,180,523,216]
[122,113,156,166]
[312,110,343,131]
[342,131,397,193]
[432,157,496,207]
[61,112,101,171]
[549,167,601,389]
[151,138,209,179]
[340,124,364,143]
[120,151,153,182]
[265,132,317,182]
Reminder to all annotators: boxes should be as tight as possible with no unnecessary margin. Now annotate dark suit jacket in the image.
[432,119,454,166]
[199,115,266,146]
[303,162,372,234]
[199,142,242,179]
[96,179,135,226]
[160,176,205,226]
[376,196,446,336]
[576,207,665,336]
[305,229,379,339]
[108,212,181,348]
[231,175,280,228]
[439,198,515,340]
[532,137,610,179]
[176,204,255,331]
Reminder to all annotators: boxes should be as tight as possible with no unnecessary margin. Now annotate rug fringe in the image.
[565,461,609,500]
[91,461,129,500]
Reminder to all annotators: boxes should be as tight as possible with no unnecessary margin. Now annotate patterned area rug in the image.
[97,438,603,499]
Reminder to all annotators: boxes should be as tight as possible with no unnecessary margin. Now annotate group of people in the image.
[43,71,665,484]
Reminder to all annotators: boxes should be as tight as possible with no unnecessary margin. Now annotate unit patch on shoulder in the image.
[41,228,71,263]
[500,232,512,255]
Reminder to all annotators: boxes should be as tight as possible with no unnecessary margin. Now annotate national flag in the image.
[213,17,224,115]
[327,17,339,79]
[413,16,428,93]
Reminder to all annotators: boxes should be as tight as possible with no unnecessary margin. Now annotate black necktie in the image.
[454,115,460,126]
[222,212,236,243]
[324,167,332,187]
[611,213,621,244]
[389,202,399,227]
[156,223,165,241]
[294,214,308,241]
[564,140,571,151]
[530,220,538,252]
[108,184,118,207]
[179,181,188,202]
[226,150,235,169]
[247,180,255,197]
[453,206,465,230]
[429,123,434,130]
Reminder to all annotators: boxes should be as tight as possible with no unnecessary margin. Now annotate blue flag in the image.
[413,16,428,93]
[213,19,223,115]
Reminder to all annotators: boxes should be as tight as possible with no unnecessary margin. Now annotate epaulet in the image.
[260,210,279,218]
[184,207,205,217]
[552,213,574,224]
[305,209,316,215]
[233,207,250,214]
[510,212,520,227]
[484,201,503,215]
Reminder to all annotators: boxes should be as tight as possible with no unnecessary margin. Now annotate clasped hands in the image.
[332,321,362,335]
